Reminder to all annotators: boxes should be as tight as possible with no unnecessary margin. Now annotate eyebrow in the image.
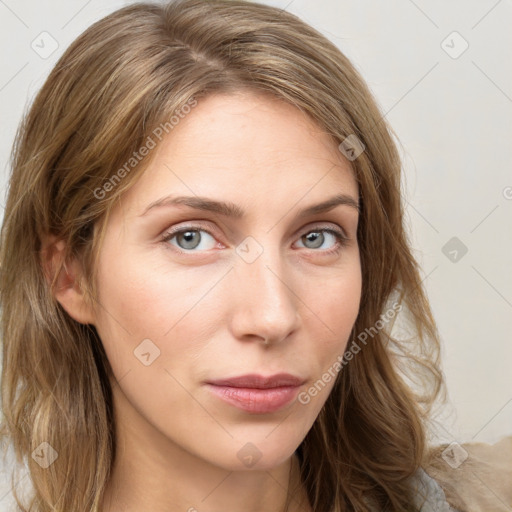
[139,193,360,218]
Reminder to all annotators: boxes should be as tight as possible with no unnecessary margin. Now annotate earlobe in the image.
[40,235,96,325]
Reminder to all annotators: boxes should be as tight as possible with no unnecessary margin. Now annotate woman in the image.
[0,1,456,510]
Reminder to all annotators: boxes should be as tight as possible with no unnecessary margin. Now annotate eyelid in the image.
[303,221,349,239]
[162,220,222,240]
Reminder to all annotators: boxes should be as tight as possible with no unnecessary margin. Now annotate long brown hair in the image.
[0,1,444,510]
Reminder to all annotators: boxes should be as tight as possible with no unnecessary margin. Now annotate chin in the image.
[203,434,303,472]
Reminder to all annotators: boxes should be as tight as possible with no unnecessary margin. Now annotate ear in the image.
[40,235,96,325]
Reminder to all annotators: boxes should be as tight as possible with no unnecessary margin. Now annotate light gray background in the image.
[0,1,511,504]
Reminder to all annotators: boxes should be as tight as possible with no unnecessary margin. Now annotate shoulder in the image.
[0,439,33,511]
[423,436,512,512]
[409,467,459,511]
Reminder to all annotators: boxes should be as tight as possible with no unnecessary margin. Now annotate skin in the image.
[51,91,362,512]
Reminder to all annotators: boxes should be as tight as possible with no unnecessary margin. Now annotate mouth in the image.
[205,373,306,414]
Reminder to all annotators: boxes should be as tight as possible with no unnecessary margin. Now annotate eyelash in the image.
[161,223,350,256]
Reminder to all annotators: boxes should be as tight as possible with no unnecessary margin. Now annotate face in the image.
[89,91,361,471]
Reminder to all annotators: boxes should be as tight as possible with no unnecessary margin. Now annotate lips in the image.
[206,373,305,389]
[205,373,305,414]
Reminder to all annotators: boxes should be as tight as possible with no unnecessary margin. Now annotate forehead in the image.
[118,91,359,215]
[168,91,347,165]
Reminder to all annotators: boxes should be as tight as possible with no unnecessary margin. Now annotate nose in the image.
[228,244,301,345]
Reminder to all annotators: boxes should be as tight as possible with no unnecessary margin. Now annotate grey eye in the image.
[177,230,202,250]
[296,230,340,250]
[302,231,325,249]
[164,228,217,251]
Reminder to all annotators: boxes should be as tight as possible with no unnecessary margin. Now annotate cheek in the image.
[92,247,225,376]
[290,269,361,427]
[301,260,362,385]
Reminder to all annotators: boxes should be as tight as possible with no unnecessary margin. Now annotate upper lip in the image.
[206,373,305,389]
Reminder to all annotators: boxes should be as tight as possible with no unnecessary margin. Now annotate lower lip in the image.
[206,384,301,413]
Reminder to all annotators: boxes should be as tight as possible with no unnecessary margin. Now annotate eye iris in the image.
[303,231,324,249]
[178,230,201,250]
